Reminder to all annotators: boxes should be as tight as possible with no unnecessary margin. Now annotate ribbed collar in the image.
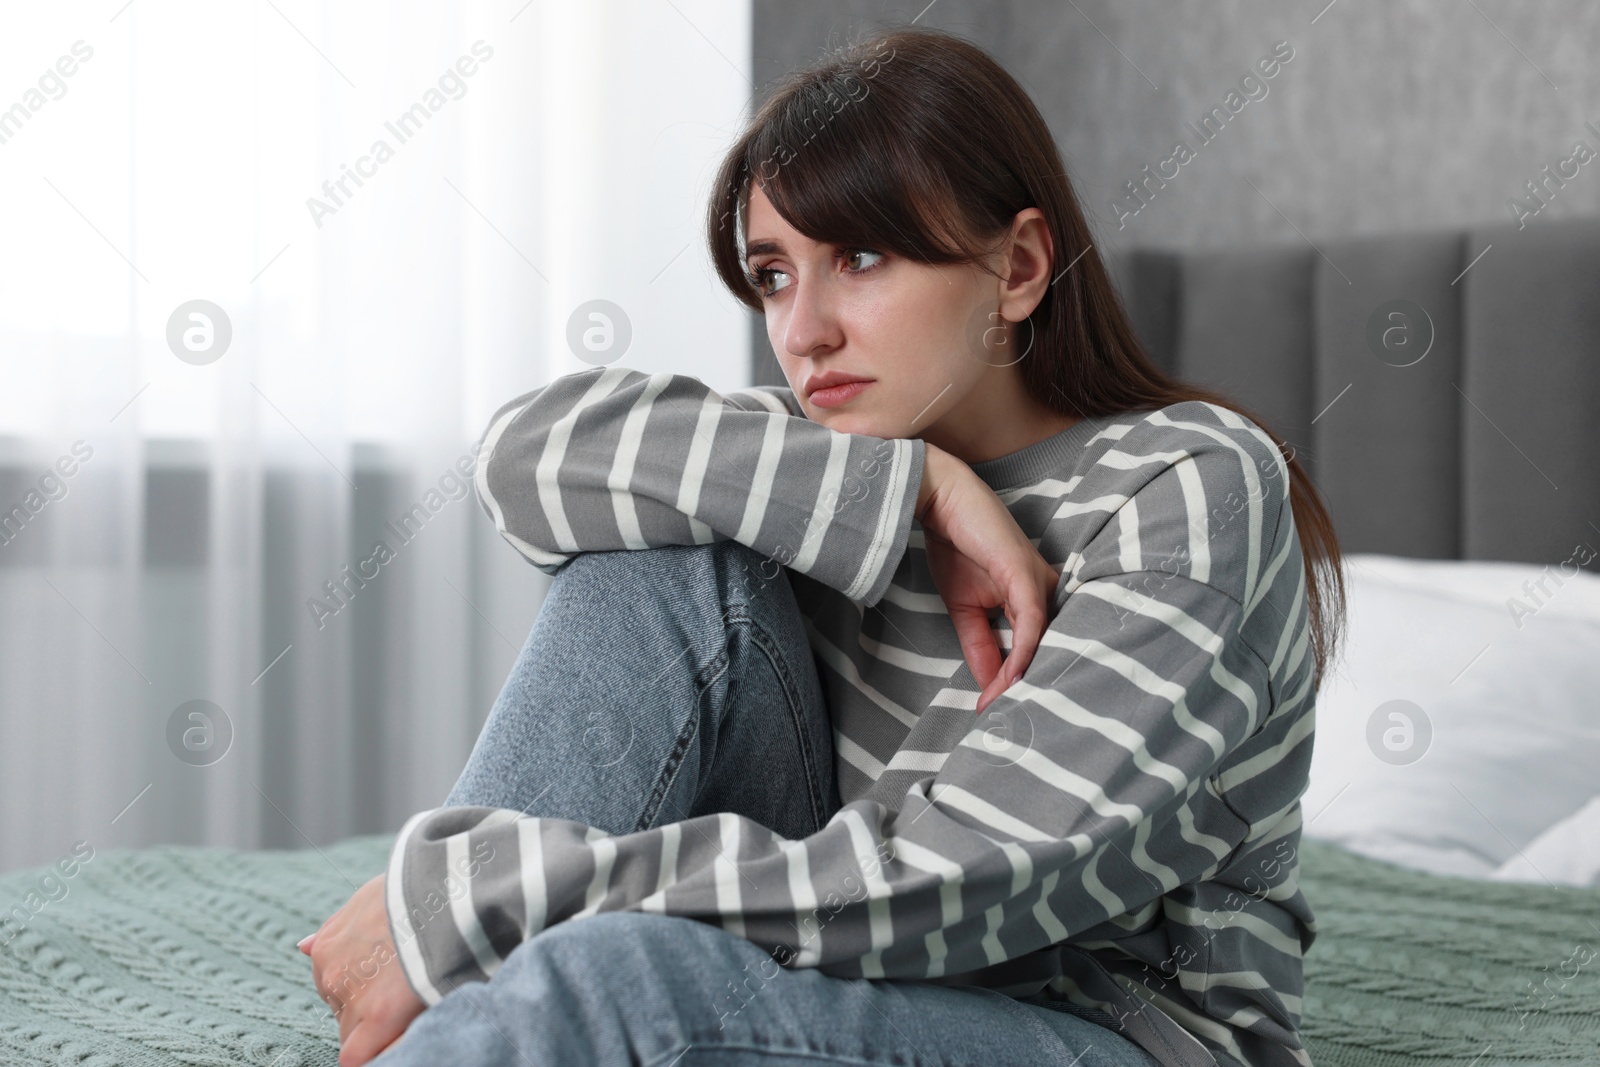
[964,413,1122,492]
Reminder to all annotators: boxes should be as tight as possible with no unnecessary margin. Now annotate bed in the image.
[6,219,1598,1066]
[2,817,1598,1066]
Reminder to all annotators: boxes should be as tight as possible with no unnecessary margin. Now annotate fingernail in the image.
[297,935,313,950]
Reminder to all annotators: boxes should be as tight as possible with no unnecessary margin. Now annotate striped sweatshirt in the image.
[384,365,1320,1067]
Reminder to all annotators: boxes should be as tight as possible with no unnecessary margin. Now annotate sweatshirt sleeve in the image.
[384,429,1293,1007]
[471,364,924,607]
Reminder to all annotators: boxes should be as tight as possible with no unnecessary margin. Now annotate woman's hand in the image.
[300,872,426,1067]
[915,443,1062,713]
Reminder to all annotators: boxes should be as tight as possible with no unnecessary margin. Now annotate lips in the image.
[804,373,874,398]
[807,379,874,408]
[803,370,877,410]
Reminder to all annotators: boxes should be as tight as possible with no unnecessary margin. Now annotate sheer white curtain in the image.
[0,0,753,874]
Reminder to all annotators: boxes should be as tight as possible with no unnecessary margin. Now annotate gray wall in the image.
[747,0,1600,381]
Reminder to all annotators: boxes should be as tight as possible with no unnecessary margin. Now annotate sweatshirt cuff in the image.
[385,808,446,1008]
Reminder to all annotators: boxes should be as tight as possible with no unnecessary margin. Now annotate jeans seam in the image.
[635,647,728,833]
[739,611,831,835]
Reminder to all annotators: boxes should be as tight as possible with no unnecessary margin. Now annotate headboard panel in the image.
[1111,218,1600,570]
[1311,230,1464,561]
[1460,222,1600,566]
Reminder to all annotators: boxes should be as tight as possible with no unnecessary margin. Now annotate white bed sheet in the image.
[1301,552,1600,886]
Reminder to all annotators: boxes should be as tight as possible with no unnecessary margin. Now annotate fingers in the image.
[947,602,1003,692]
[1006,591,1049,683]
[1013,549,1063,670]
[338,980,426,1067]
[340,1017,398,1067]
[975,564,1053,715]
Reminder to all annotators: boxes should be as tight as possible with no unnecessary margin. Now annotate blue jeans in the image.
[373,540,1162,1067]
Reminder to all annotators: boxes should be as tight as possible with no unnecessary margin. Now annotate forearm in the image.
[478,367,927,606]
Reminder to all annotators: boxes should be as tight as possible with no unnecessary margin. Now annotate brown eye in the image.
[748,266,791,298]
[843,249,884,272]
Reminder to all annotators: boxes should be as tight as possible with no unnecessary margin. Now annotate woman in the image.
[302,25,1346,1067]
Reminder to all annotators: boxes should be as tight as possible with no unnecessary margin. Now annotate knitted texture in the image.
[0,834,1595,1066]
[0,833,391,1067]
[1295,837,1600,1066]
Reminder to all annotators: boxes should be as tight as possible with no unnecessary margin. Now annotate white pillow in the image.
[1300,553,1600,880]
[1489,795,1600,888]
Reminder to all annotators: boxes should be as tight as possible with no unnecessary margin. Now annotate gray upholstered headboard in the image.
[1106,218,1600,571]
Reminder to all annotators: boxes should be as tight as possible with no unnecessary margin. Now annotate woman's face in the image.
[743,183,1056,454]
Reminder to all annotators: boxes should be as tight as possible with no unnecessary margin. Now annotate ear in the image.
[996,207,1054,324]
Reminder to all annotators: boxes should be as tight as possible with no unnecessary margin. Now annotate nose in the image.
[780,268,843,362]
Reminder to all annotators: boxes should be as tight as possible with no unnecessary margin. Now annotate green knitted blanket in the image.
[0,834,1595,1066]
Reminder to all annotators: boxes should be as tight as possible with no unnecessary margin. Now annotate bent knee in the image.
[505,912,756,989]
[527,911,723,959]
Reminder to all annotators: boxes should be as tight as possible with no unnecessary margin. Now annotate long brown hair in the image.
[704,25,1346,690]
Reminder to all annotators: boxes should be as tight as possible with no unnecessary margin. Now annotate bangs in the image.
[702,27,1048,318]
[733,73,1000,271]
